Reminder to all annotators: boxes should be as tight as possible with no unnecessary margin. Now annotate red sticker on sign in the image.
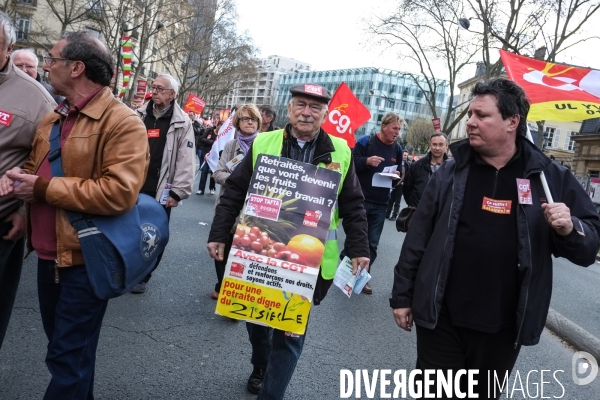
[229,261,245,278]
[0,109,13,127]
[147,129,160,138]
[245,194,282,221]
[516,178,533,204]
[482,196,512,214]
[302,210,323,228]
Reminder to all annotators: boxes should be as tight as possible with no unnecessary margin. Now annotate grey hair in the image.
[156,73,179,94]
[0,12,16,51]
[12,48,38,66]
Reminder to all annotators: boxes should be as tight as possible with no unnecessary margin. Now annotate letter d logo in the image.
[572,351,598,385]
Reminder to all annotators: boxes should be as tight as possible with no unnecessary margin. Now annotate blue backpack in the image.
[48,122,169,299]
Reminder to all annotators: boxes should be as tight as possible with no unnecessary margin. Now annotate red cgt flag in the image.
[500,50,600,122]
[321,82,371,147]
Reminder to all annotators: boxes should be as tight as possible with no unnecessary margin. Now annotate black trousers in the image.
[213,233,233,292]
[415,312,521,399]
[386,184,403,217]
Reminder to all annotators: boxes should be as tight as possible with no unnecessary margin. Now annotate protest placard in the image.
[216,154,342,334]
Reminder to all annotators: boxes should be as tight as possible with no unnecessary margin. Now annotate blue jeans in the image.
[0,221,24,350]
[196,148,203,166]
[246,322,272,368]
[198,162,215,192]
[254,325,307,400]
[342,201,387,270]
[38,259,109,400]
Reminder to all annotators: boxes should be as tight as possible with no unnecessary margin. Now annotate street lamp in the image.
[113,20,165,96]
[369,89,396,105]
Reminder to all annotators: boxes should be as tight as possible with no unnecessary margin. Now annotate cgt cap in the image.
[289,83,332,104]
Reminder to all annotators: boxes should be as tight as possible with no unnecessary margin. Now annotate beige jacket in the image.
[136,101,195,201]
[212,137,245,208]
[24,88,150,267]
[0,62,55,219]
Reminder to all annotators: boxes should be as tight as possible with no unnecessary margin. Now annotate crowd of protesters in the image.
[1,15,599,400]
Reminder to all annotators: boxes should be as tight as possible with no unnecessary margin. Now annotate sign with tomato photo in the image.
[215,154,342,334]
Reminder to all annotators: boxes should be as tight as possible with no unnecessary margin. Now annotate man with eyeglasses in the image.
[0,11,55,352]
[208,83,369,399]
[403,132,449,209]
[132,72,195,294]
[12,48,63,103]
[0,30,149,398]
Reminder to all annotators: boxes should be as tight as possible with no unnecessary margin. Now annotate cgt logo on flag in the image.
[500,50,600,122]
[321,82,371,148]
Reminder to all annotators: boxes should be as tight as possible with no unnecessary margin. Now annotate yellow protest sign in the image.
[216,277,312,334]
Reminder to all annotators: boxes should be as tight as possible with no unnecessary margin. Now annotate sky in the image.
[235,0,600,85]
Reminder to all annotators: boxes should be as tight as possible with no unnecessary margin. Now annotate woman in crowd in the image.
[210,104,262,299]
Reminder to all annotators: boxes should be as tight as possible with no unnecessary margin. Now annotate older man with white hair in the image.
[12,48,63,103]
[133,72,195,293]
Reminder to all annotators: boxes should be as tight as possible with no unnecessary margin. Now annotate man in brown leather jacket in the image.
[0,31,148,399]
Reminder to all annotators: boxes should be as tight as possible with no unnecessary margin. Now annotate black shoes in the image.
[388,214,397,221]
[247,366,265,395]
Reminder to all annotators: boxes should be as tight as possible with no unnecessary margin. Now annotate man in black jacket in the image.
[189,111,204,165]
[197,120,216,195]
[403,133,448,208]
[387,150,410,220]
[390,78,600,398]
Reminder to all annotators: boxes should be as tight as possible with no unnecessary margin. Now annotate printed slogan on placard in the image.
[215,154,342,334]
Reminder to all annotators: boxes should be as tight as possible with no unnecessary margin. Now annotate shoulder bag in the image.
[48,121,169,299]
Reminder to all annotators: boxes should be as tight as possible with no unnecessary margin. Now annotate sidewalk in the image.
[545,256,600,361]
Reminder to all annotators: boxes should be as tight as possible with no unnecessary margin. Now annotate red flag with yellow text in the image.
[500,50,600,122]
[321,82,371,147]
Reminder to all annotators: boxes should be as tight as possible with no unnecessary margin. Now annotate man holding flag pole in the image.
[390,75,600,398]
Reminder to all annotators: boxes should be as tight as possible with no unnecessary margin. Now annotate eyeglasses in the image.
[150,86,173,93]
[240,116,258,123]
[43,55,72,66]
[292,101,324,114]
[14,63,37,70]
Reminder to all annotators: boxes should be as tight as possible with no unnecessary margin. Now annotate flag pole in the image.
[526,125,554,203]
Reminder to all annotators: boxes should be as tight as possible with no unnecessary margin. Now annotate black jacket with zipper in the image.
[390,136,600,346]
[403,151,448,207]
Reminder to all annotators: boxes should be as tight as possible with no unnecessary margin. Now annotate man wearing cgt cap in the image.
[207,83,369,399]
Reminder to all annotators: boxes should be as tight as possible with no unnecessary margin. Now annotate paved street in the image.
[1,178,600,399]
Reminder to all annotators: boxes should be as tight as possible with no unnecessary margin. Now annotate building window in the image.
[563,130,577,151]
[87,0,102,16]
[16,14,30,41]
[17,0,37,5]
[545,127,559,149]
